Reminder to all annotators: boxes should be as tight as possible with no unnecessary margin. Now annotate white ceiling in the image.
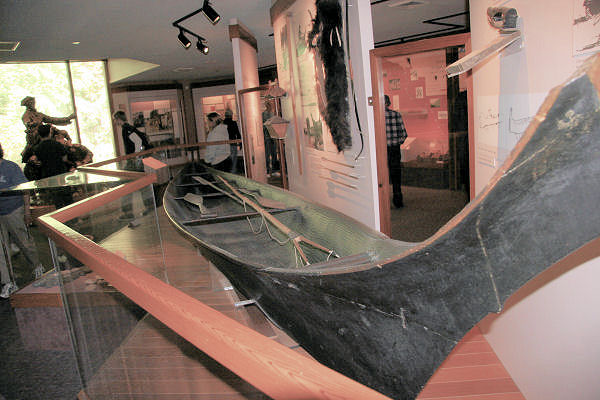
[0,0,468,84]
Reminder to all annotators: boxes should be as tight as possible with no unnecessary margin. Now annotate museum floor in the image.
[0,186,523,400]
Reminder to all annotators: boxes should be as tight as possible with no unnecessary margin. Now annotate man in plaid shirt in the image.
[385,95,407,208]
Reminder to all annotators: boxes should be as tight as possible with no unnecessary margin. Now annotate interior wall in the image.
[230,19,265,182]
[271,0,379,230]
[469,1,600,399]
[470,0,581,194]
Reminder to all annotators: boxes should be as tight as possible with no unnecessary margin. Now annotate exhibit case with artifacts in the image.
[112,88,187,164]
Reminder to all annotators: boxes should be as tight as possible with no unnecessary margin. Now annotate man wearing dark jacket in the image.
[222,109,241,173]
[385,95,408,208]
[112,111,154,220]
[113,111,152,155]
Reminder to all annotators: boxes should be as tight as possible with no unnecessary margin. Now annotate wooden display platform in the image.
[13,207,523,399]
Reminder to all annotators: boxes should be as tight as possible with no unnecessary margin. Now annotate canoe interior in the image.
[164,168,415,272]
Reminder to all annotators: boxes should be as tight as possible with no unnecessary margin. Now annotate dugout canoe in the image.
[164,55,600,399]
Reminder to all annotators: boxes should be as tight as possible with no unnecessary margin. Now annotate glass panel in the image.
[48,237,146,392]
[63,184,164,275]
[40,184,162,396]
[21,181,275,398]
[1,170,131,192]
[2,234,81,399]
[69,61,115,163]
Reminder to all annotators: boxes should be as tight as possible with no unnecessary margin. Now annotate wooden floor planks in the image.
[417,327,524,400]
[81,209,523,399]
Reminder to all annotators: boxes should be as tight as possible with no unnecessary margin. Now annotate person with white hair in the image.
[203,112,231,172]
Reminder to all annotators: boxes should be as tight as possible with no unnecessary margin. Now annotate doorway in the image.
[370,33,474,238]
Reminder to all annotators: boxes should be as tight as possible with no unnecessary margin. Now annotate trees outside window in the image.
[0,61,115,166]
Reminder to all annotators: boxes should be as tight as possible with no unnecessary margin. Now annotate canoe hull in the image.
[165,56,600,399]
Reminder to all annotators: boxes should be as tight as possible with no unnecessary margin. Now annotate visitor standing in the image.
[203,112,232,172]
[0,142,45,298]
[33,124,72,209]
[32,124,69,178]
[384,95,408,208]
[113,111,152,157]
[262,102,278,177]
[222,109,241,174]
[113,111,154,220]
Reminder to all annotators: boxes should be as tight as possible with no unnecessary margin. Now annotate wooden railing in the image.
[84,140,240,168]
[36,157,391,400]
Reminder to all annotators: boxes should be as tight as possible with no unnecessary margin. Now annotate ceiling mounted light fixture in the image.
[201,0,221,25]
[177,29,192,49]
[172,2,219,55]
[196,40,209,54]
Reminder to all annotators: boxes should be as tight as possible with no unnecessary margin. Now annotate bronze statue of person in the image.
[20,96,76,148]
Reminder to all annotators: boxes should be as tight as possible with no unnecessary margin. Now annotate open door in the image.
[370,33,474,237]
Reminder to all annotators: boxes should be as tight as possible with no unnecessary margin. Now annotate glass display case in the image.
[0,169,134,219]
[49,183,161,397]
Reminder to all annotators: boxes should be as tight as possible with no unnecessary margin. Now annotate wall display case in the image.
[191,85,237,142]
[198,94,237,137]
[112,89,186,164]
[192,86,246,175]
[130,99,176,146]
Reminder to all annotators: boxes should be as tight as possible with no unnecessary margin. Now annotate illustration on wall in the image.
[573,0,600,56]
[273,0,352,157]
[307,0,351,152]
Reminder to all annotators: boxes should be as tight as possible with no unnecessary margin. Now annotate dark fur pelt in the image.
[307,0,352,152]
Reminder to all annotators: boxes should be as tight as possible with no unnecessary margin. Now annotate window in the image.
[0,61,115,166]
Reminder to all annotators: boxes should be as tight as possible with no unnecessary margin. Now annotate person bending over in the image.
[54,130,94,169]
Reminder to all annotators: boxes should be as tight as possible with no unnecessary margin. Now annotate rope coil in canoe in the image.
[215,175,340,266]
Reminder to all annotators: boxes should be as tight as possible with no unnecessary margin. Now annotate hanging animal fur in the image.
[307,0,352,152]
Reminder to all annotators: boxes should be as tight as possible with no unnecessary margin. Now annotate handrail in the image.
[86,140,241,168]
[36,161,390,400]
